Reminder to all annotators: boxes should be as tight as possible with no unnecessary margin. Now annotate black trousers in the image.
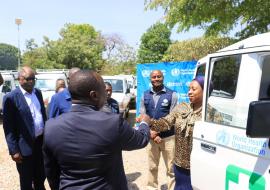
[174,164,192,190]
[16,135,46,190]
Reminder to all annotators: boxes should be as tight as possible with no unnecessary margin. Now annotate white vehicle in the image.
[0,71,17,113]
[102,75,131,118]
[117,74,137,96]
[117,74,137,109]
[35,70,68,107]
[191,32,270,190]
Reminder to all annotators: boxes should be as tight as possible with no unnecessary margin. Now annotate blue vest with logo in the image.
[144,87,174,138]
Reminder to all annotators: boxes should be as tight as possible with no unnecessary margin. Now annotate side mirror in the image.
[2,85,11,93]
[246,100,270,138]
[126,88,130,94]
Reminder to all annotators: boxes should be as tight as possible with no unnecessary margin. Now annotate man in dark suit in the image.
[3,66,47,190]
[43,70,151,190]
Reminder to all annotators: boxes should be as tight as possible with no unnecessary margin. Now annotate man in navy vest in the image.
[140,70,178,190]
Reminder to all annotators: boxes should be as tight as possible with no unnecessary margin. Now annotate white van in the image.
[35,70,68,107]
[191,32,270,190]
[102,75,131,118]
[0,71,17,113]
[116,74,137,109]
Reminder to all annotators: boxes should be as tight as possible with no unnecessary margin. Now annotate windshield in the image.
[35,79,56,91]
[103,79,123,93]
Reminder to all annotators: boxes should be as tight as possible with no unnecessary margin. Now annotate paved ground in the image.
[0,110,168,190]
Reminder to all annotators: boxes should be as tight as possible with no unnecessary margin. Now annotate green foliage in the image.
[145,0,270,39]
[0,43,18,70]
[56,23,105,70]
[23,38,65,69]
[22,24,105,70]
[162,36,235,61]
[137,22,171,63]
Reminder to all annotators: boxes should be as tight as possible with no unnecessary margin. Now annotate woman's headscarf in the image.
[192,76,213,94]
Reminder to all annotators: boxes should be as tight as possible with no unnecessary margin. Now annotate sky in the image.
[0,0,204,52]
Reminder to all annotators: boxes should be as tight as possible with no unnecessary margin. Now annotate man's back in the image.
[44,104,150,190]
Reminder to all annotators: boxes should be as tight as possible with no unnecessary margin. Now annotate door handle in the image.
[201,143,216,153]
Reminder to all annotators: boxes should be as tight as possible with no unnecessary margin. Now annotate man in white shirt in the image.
[2,66,47,190]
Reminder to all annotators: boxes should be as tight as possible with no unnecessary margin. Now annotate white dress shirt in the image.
[19,86,44,137]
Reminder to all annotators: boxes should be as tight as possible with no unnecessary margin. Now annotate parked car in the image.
[0,71,17,113]
[116,74,137,109]
[102,75,131,118]
[35,70,68,107]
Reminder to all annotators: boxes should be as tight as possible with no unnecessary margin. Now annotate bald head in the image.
[68,70,106,109]
[150,70,164,91]
[18,66,36,78]
[69,67,80,78]
[18,66,36,93]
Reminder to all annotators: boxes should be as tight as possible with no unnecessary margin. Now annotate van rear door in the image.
[191,50,270,190]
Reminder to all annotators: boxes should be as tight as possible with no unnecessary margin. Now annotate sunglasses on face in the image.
[23,77,36,82]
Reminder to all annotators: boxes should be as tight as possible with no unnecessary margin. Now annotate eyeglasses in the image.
[23,77,36,82]
[151,75,162,79]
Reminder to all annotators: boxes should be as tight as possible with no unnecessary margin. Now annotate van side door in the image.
[191,52,270,190]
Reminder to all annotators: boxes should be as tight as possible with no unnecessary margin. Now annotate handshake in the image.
[136,115,161,143]
[136,114,151,126]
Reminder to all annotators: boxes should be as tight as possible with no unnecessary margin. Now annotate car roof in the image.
[102,75,127,80]
[36,72,67,79]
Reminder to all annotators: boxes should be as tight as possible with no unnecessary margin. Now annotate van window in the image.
[259,55,270,100]
[205,55,241,126]
[195,64,206,77]
[2,81,12,93]
[35,79,57,91]
[210,55,241,98]
[103,79,124,93]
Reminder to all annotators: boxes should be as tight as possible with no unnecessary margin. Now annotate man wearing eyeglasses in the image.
[2,66,47,190]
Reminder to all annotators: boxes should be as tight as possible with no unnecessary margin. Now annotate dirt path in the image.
[0,110,168,190]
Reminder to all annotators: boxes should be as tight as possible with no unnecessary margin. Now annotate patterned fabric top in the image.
[150,102,222,169]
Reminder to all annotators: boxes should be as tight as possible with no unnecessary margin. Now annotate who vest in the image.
[144,87,174,138]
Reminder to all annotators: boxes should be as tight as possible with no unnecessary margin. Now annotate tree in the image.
[162,36,235,61]
[22,38,65,69]
[0,43,18,70]
[137,22,171,63]
[101,34,137,75]
[56,23,105,70]
[145,0,270,39]
[22,23,106,70]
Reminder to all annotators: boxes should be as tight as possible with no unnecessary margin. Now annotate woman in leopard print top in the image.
[150,76,222,190]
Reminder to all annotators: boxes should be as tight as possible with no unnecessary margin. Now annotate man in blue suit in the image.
[3,66,47,190]
[48,67,80,118]
[43,70,151,190]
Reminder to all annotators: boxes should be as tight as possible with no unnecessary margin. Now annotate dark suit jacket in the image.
[43,104,150,190]
[3,87,47,156]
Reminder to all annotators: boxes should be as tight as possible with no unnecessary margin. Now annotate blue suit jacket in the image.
[48,88,72,118]
[3,87,47,156]
[43,104,150,190]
